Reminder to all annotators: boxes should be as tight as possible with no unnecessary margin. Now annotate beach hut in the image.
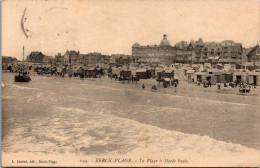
[233,70,248,83]
[136,69,148,79]
[146,67,155,78]
[119,69,132,80]
[84,67,98,78]
[77,67,84,74]
[107,66,112,74]
[203,74,217,85]
[247,71,260,85]
[155,67,163,76]
[194,72,207,83]
[208,69,226,83]
[186,69,195,83]
[164,69,174,79]
[129,66,137,76]
[112,67,121,75]
[66,67,73,74]
[96,67,103,76]
[156,69,165,82]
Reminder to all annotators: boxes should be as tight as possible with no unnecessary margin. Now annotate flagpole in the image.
[22,45,24,73]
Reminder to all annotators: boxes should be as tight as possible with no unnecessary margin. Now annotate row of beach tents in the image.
[186,68,260,85]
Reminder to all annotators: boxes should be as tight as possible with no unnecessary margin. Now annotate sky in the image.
[2,0,260,60]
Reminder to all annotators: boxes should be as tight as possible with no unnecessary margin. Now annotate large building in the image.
[191,39,243,65]
[26,51,45,63]
[246,44,260,68]
[132,36,243,65]
[63,50,80,65]
[110,54,132,66]
[63,50,110,66]
[174,41,193,64]
[132,35,177,64]
[78,52,110,66]
[54,53,64,65]
[2,56,18,64]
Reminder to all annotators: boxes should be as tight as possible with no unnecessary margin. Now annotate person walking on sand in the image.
[142,83,145,91]
[174,81,178,88]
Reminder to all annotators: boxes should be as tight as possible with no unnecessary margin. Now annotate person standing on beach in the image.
[142,84,145,90]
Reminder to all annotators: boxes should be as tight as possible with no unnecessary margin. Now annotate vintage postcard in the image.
[1,0,260,167]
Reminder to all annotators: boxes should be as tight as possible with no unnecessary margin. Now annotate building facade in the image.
[79,53,110,66]
[62,51,110,66]
[26,52,45,63]
[132,35,177,64]
[63,50,80,65]
[174,41,193,64]
[110,54,132,66]
[192,39,243,64]
[246,44,260,68]
[54,53,64,65]
[43,56,54,64]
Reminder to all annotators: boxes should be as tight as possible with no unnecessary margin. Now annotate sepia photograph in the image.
[1,0,260,167]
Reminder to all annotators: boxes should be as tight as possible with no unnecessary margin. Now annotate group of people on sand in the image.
[142,81,178,92]
[18,70,29,77]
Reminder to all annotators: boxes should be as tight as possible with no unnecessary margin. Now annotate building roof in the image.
[137,58,160,63]
[164,69,174,73]
[186,70,195,74]
[65,50,79,55]
[30,51,44,56]
[136,69,147,72]
[247,44,260,57]
[132,43,140,47]
[160,35,170,46]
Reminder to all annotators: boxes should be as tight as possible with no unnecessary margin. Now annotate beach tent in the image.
[247,71,260,85]
[136,69,148,79]
[84,67,98,78]
[112,67,121,75]
[120,69,132,80]
[129,66,137,76]
[186,69,195,83]
[194,72,207,83]
[208,69,226,83]
[164,69,174,79]
[156,69,165,82]
[233,70,248,83]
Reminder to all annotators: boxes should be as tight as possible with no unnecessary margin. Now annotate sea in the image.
[1,72,260,166]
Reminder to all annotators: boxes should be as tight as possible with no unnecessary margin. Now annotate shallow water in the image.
[1,72,260,157]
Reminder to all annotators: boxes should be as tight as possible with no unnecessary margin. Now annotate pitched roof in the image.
[247,44,260,57]
[186,70,195,74]
[30,51,43,56]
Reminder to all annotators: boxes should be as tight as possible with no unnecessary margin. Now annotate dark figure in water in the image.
[142,84,145,90]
